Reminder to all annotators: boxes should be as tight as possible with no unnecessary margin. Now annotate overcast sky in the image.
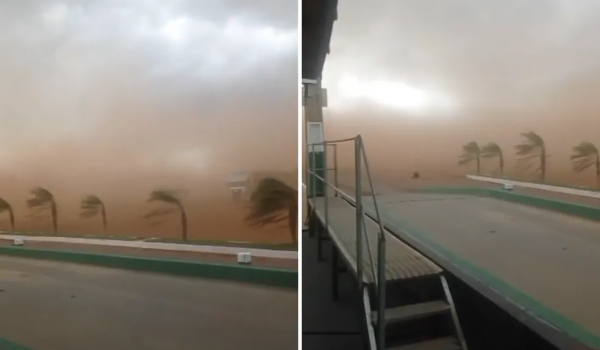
[0,0,297,179]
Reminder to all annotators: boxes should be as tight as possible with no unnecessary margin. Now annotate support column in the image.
[304,81,327,197]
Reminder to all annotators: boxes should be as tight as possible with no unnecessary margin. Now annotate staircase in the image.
[363,275,468,350]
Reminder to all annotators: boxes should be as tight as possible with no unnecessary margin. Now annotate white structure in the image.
[237,252,252,264]
[226,172,250,201]
[503,183,514,191]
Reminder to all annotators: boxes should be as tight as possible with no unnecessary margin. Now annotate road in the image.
[0,257,297,350]
[368,192,600,337]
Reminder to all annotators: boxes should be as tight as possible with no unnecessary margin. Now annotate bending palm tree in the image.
[80,195,107,233]
[458,141,481,174]
[145,189,188,241]
[481,142,504,176]
[0,198,15,231]
[570,141,600,186]
[515,131,548,181]
[245,177,298,244]
[26,187,58,235]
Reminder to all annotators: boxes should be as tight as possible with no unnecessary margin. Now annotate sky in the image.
[322,0,600,184]
[0,0,297,180]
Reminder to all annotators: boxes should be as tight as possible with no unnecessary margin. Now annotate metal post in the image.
[310,144,316,198]
[323,143,329,232]
[355,136,363,287]
[332,245,339,301]
[305,144,310,197]
[333,144,339,197]
[377,238,386,350]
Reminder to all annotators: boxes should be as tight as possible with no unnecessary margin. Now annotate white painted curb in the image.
[466,174,600,199]
[0,235,297,260]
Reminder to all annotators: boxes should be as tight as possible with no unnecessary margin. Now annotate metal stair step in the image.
[372,300,450,325]
[387,336,461,350]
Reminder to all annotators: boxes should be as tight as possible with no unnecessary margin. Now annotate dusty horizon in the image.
[0,1,298,242]
[320,0,600,189]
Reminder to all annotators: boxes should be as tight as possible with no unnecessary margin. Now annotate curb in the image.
[0,338,34,350]
[0,247,297,289]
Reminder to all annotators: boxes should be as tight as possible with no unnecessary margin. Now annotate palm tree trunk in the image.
[8,208,14,231]
[476,157,480,174]
[101,206,107,233]
[540,151,547,181]
[596,155,600,187]
[50,202,58,235]
[499,155,504,176]
[287,205,297,244]
[178,204,188,241]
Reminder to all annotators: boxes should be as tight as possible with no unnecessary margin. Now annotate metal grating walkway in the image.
[310,196,441,283]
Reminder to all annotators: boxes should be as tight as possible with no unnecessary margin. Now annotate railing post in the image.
[309,144,316,198]
[377,238,386,350]
[323,142,329,232]
[333,144,339,197]
[355,136,363,288]
[305,143,310,197]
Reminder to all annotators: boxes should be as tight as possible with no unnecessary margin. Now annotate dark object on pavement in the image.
[412,172,420,179]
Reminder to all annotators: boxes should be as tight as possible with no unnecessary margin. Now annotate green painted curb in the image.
[0,338,34,350]
[0,247,297,289]
[385,187,600,348]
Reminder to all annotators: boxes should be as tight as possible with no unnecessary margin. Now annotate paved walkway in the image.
[0,257,297,350]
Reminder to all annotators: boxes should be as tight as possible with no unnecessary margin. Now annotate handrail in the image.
[306,135,387,350]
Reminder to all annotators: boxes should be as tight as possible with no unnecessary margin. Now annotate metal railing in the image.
[306,135,387,350]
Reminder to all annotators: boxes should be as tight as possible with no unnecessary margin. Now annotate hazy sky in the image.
[0,0,297,180]
[321,0,600,181]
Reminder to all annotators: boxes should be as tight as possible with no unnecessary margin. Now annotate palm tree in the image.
[481,142,505,176]
[458,141,481,174]
[26,187,58,235]
[0,198,15,231]
[245,177,298,244]
[515,131,548,181]
[80,195,107,233]
[570,141,600,186]
[145,189,188,241]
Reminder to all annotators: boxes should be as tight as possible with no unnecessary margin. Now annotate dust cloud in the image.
[320,0,600,189]
[0,1,297,242]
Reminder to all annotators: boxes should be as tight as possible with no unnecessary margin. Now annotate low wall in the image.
[0,247,297,289]
[466,174,600,198]
[0,235,297,259]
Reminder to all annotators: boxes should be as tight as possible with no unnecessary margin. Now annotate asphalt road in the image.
[0,257,297,350]
[372,192,600,336]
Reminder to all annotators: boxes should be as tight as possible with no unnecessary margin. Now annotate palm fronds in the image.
[245,177,298,244]
[145,189,188,241]
[80,195,107,232]
[570,141,600,185]
[515,131,547,180]
[481,142,504,175]
[458,141,481,174]
[27,187,58,235]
